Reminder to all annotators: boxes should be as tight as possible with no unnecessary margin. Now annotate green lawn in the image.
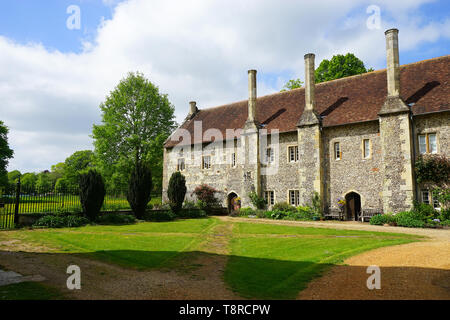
[226,222,419,299]
[0,217,421,299]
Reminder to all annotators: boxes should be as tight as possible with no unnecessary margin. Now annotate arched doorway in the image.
[345,192,361,221]
[227,192,240,214]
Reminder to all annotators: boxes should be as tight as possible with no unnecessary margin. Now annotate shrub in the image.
[415,154,450,186]
[79,169,106,221]
[177,209,207,219]
[144,210,176,222]
[64,215,90,228]
[167,172,187,214]
[33,215,89,228]
[395,211,425,228]
[248,192,266,210]
[311,191,323,218]
[97,213,136,225]
[272,202,296,213]
[183,200,198,209]
[192,184,220,209]
[127,162,152,219]
[271,210,287,220]
[239,207,256,216]
[370,214,389,225]
[411,201,438,221]
[296,206,315,220]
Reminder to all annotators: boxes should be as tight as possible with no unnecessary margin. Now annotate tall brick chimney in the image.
[304,53,316,111]
[297,53,320,126]
[188,101,198,117]
[385,28,400,97]
[247,69,257,123]
[379,28,409,114]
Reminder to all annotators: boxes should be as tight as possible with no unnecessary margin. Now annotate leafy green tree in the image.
[21,173,37,191]
[36,171,52,192]
[0,121,14,190]
[280,78,303,92]
[315,53,373,83]
[7,170,21,186]
[167,172,187,214]
[92,72,176,191]
[64,150,95,188]
[127,162,152,219]
[281,53,373,91]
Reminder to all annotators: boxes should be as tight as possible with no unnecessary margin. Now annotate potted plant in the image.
[337,197,346,219]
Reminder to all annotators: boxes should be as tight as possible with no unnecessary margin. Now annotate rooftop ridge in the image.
[194,54,450,113]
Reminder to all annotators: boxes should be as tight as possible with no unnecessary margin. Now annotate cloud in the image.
[0,0,448,172]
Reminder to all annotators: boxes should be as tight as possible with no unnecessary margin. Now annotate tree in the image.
[92,72,177,191]
[64,150,95,188]
[36,171,52,192]
[127,162,152,219]
[280,53,373,91]
[280,78,303,92]
[7,170,21,185]
[79,169,106,221]
[0,121,14,191]
[315,53,373,83]
[21,173,37,191]
[167,172,187,214]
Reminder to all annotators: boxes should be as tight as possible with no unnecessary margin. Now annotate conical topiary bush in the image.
[79,169,106,221]
[127,162,152,219]
[167,171,187,215]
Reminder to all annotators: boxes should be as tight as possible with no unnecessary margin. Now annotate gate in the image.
[0,180,20,230]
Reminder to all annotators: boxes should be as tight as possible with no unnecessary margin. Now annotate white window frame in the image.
[363,139,371,159]
[231,152,236,167]
[288,190,300,206]
[202,155,211,170]
[288,146,299,163]
[418,133,437,154]
[177,158,185,171]
[334,142,341,160]
[266,148,274,164]
[264,191,275,206]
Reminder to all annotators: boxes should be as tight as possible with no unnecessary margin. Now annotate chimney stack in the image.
[304,53,316,111]
[385,28,400,97]
[247,70,257,122]
[189,101,198,116]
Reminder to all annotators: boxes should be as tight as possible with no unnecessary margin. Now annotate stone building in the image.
[162,29,450,220]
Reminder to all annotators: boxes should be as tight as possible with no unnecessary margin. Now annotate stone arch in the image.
[227,191,240,214]
[344,191,362,221]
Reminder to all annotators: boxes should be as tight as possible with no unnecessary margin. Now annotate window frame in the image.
[202,155,212,170]
[264,190,275,206]
[177,158,185,171]
[418,133,438,155]
[363,139,371,159]
[266,147,274,164]
[334,142,341,160]
[288,190,300,206]
[231,152,236,167]
[287,145,299,163]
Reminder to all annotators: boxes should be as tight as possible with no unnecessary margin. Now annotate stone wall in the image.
[379,112,415,213]
[413,112,450,158]
[323,121,383,212]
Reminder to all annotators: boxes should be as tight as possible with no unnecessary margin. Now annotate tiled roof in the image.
[165,55,450,148]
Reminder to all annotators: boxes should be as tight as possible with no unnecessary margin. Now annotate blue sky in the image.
[0,0,449,173]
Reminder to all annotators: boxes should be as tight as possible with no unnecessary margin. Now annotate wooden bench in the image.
[360,209,383,222]
[325,209,344,221]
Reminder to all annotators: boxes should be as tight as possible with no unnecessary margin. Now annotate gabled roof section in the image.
[165,55,450,148]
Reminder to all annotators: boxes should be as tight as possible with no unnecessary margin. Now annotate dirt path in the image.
[219,217,450,300]
[0,221,241,300]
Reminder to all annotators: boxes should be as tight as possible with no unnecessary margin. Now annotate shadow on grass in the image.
[1,249,449,300]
